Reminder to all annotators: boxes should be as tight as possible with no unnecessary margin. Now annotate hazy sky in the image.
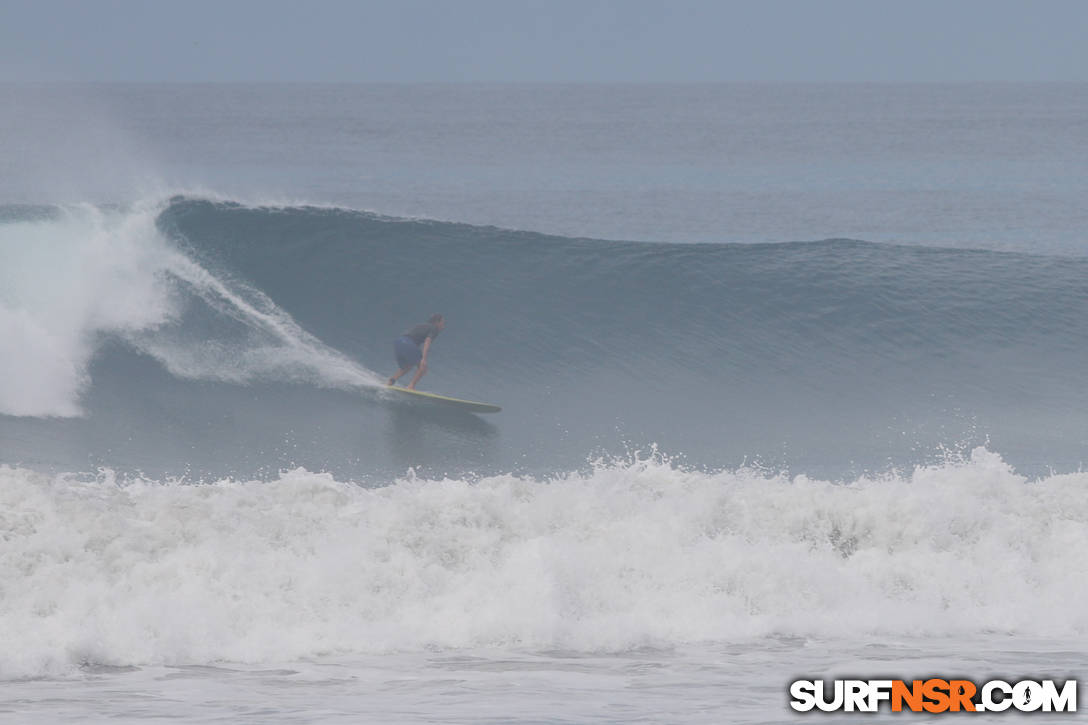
[2,0,1086,82]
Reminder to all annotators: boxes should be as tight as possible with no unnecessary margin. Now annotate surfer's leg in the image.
[407,360,427,390]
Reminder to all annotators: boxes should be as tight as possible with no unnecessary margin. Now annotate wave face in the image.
[3,196,1088,477]
[3,448,1087,678]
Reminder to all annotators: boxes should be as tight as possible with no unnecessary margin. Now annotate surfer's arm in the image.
[419,336,433,368]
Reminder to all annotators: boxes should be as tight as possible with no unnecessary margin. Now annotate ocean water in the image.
[2,83,1087,722]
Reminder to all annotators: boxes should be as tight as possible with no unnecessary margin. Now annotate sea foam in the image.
[2,447,1086,678]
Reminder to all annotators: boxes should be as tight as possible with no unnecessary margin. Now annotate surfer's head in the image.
[429,313,445,330]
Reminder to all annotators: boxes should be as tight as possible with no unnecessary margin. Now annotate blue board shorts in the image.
[394,335,422,369]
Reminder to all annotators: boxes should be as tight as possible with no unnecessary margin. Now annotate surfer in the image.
[387,314,445,390]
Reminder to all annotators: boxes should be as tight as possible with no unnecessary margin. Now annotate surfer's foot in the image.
[386,377,396,386]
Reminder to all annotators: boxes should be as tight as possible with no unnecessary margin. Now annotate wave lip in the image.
[3,447,1087,678]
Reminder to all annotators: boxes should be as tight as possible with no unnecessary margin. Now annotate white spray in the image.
[0,201,380,418]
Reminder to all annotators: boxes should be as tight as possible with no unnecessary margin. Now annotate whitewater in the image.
[3,83,1088,722]
[5,447,1088,677]
[4,448,1088,722]
[0,201,379,420]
